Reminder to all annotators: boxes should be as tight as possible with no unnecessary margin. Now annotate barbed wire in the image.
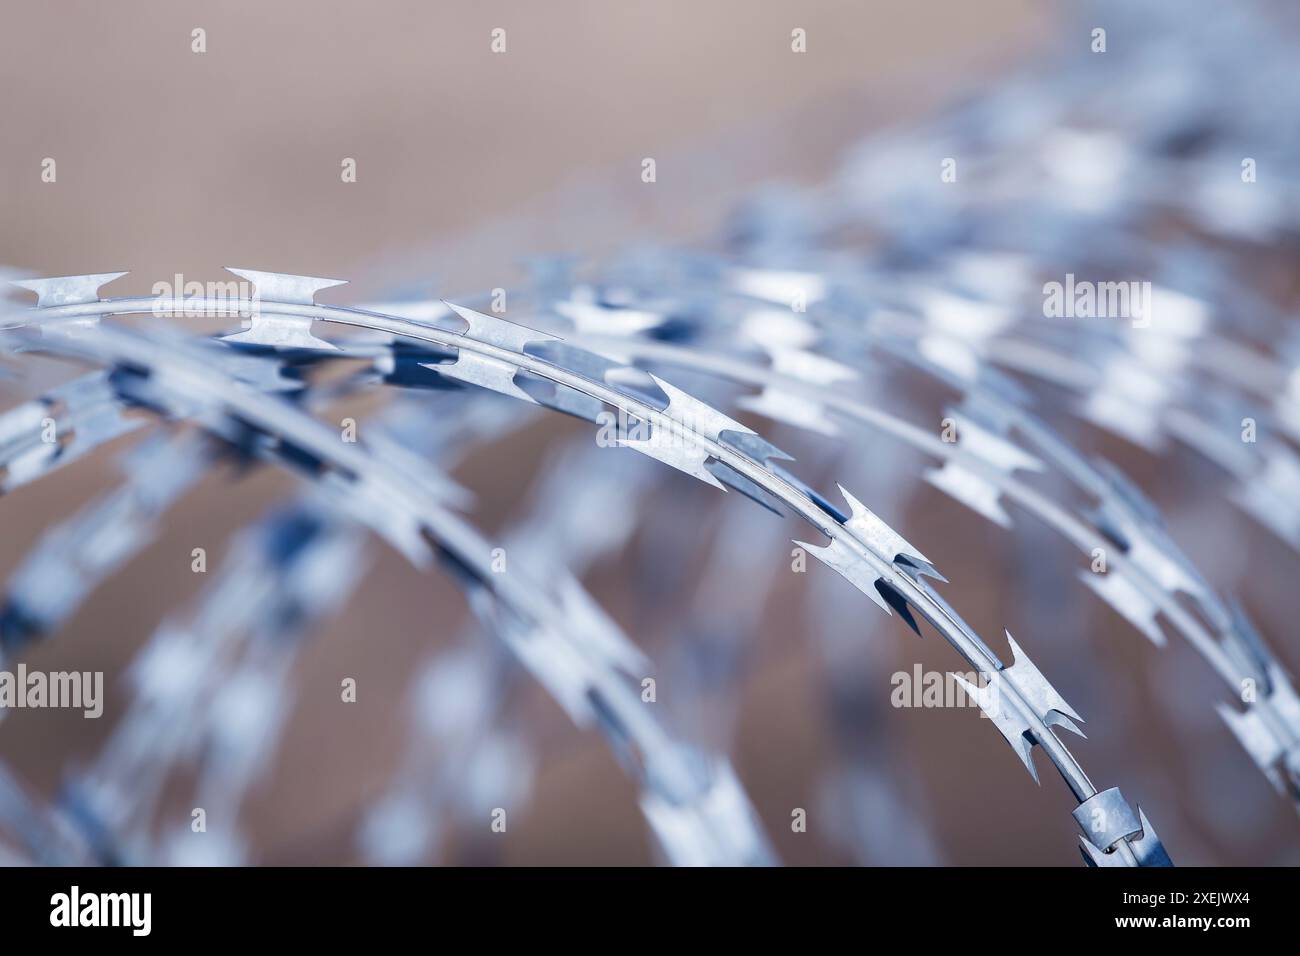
[4,0,1299,865]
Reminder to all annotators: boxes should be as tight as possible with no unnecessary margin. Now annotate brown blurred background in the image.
[3,2,1296,866]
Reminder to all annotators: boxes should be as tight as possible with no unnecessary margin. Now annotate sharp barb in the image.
[646,372,756,442]
[736,387,841,436]
[1078,569,1167,647]
[794,537,893,614]
[835,483,940,576]
[924,462,1016,529]
[224,268,347,305]
[12,272,128,308]
[945,410,1045,475]
[617,422,726,490]
[443,300,560,352]
[431,301,562,401]
[1002,630,1085,729]
[951,672,1039,783]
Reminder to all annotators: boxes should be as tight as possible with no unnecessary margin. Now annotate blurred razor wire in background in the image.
[0,0,1298,865]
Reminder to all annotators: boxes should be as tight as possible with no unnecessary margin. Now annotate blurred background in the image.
[1,1,1297,866]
